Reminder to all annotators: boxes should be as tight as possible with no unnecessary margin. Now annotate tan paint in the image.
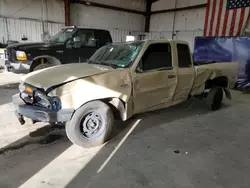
[22,63,115,90]
[22,40,239,121]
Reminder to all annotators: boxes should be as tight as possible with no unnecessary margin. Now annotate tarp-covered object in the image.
[193,37,250,90]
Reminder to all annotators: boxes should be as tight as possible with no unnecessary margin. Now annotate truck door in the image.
[173,43,195,101]
[65,30,97,63]
[133,43,178,114]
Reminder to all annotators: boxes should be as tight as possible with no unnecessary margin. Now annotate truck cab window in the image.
[141,43,172,71]
[70,30,96,48]
[177,44,192,68]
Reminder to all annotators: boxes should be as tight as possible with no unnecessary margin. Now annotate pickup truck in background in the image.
[12,39,239,148]
[5,26,112,73]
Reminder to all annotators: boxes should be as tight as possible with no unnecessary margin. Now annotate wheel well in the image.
[30,56,61,72]
[100,98,126,121]
[205,76,228,89]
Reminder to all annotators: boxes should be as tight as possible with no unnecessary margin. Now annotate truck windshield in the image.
[88,41,144,68]
[49,28,76,43]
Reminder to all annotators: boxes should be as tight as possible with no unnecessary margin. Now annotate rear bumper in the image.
[12,93,74,124]
[5,60,31,74]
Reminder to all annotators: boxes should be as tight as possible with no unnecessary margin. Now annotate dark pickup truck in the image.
[5,26,112,73]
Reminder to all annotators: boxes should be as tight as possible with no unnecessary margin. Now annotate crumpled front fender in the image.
[48,69,132,112]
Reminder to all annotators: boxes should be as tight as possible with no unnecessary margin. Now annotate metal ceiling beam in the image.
[145,0,153,32]
[151,3,207,15]
[71,0,146,15]
[65,0,71,26]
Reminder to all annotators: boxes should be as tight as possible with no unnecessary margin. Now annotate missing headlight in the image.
[34,91,51,109]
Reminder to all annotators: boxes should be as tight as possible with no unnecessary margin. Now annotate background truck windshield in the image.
[89,42,144,68]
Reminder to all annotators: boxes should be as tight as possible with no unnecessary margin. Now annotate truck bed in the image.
[190,62,239,95]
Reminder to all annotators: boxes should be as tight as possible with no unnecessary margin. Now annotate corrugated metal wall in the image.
[0,0,206,51]
[150,0,206,51]
[0,0,147,44]
[70,4,145,31]
[0,17,149,43]
[0,17,63,43]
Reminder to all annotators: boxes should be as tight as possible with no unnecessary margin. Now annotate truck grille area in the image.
[20,92,34,104]
[21,90,52,110]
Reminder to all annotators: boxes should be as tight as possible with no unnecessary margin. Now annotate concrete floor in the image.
[0,72,250,188]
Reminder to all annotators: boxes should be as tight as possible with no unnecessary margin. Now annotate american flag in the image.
[204,0,250,36]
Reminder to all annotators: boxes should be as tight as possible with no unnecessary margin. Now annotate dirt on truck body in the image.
[12,40,239,148]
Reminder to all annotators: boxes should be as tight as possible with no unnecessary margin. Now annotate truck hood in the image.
[7,42,62,51]
[22,63,114,90]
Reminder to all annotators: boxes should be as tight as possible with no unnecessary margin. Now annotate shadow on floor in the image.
[0,83,19,106]
[0,124,72,188]
[0,98,235,188]
[65,99,240,188]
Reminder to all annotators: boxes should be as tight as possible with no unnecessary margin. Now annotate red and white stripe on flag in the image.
[203,0,250,36]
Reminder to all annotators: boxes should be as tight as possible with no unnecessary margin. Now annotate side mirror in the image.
[136,60,143,73]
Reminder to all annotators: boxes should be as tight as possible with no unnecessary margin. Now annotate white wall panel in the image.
[175,8,205,31]
[0,18,63,43]
[86,0,146,11]
[152,0,207,11]
[149,6,205,51]
[71,4,144,31]
[150,12,175,31]
[0,18,7,43]
[152,0,176,11]
[177,0,207,8]
[0,0,64,23]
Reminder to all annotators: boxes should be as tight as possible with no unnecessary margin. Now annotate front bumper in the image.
[12,93,74,125]
[5,60,31,74]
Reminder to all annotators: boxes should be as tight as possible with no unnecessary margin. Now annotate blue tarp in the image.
[193,37,250,90]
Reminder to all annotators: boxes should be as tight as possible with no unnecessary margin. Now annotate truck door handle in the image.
[168,75,176,79]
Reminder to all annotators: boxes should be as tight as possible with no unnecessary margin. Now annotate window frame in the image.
[136,42,173,73]
[176,43,192,68]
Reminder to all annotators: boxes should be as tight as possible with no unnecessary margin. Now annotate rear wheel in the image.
[66,101,114,148]
[206,87,223,111]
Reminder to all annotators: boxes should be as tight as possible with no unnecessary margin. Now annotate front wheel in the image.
[66,101,114,148]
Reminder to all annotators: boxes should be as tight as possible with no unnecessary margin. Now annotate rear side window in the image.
[95,30,112,47]
[177,44,192,68]
[141,43,172,71]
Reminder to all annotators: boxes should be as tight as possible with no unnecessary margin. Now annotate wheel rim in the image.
[81,112,102,138]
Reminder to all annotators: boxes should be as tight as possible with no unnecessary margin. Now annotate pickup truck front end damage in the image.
[12,83,74,125]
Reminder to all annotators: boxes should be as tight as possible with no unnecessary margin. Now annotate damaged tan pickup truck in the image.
[12,40,239,148]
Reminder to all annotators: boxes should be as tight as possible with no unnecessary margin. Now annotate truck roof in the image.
[61,26,109,32]
[111,39,189,45]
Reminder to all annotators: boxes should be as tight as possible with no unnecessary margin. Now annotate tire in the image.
[33,63,53,71]
[206,87,223,111]
[65,101,114,148]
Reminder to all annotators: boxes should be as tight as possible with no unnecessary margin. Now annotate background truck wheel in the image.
[206,87,223,111]
[34,63,53,71]
[66,101,114,148]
